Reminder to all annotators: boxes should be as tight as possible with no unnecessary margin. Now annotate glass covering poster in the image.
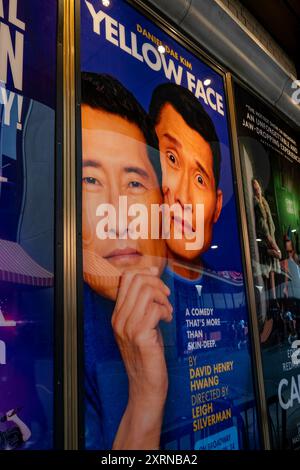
[0,0,57,449]
[234,83,300,449]
[81,0,259,450]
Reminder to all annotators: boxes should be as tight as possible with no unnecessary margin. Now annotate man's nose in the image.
[173,169,191,207]
[107,185,128,238]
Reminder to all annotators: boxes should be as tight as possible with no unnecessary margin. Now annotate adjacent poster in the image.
[81,0,259,450]
[0,0,57,449]
[234,82,300,449]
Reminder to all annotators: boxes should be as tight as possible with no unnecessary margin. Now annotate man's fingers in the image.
[132,303,173,350]
[115,267,160,312]
[124,284,172,329]
[114,285,172,340]
[145,301,173,327]
[113,272,170,329]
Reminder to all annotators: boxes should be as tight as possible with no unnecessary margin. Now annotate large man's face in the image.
[155,103,223,262]
[82,104,165,299]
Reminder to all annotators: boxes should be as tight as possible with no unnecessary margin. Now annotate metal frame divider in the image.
[225,73,271,449]
[54,0,65,450]
[63,0,78,450]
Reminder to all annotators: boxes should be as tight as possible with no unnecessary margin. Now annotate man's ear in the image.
[213,189,223,223]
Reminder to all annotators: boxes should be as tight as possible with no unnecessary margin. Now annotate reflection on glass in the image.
[0,101,55,450]
[236,82,300,449]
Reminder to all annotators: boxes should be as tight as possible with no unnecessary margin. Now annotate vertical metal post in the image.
[225,73,271,449]
[63,0,78,450]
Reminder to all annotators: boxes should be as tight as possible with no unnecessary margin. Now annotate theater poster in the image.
[0,0,57,449]
[234,82,300,449]
[80,0,260,450]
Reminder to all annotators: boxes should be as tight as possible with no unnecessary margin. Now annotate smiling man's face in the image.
[155,103,223,262]
[82,104,165,298]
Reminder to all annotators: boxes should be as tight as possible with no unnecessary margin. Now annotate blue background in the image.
[81,0,243,272]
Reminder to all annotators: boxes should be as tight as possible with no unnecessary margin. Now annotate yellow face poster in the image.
[80,0,259,451]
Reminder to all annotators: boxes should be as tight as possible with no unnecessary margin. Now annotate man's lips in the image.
[104,248,142,261]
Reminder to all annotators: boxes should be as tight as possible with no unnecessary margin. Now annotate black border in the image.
[75,0,267,451]
[54,0,64,450]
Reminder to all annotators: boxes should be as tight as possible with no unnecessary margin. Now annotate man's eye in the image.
[167,152,177,165]
[196,174,204,186]
[129,181,144,189]
[83,177,100,186]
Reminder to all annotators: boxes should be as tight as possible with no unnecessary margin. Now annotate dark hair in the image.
[81,72,162,185]
[149,83,221,187]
